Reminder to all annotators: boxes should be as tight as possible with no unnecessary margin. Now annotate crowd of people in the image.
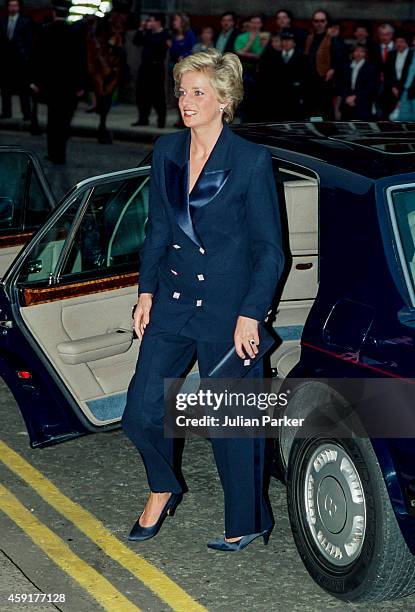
[0,0,127,161]
[131,9,415,125]
[2,1,415,163]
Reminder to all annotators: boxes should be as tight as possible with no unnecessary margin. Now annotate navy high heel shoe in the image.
[128,493,183,542]
[207,526,272,551]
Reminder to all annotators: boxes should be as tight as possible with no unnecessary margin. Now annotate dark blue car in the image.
[2,122,415,603]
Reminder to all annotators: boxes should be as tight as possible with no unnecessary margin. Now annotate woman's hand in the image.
[234,315,259,359]
[134,293,153,340]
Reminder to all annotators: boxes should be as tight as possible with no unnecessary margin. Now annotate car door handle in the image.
[295,262,313,270]
[0,320,13,328]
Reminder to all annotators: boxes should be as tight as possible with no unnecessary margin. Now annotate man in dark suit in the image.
[0,0,33,120]
[132,13,168,128]
[31,0,84,164]
[384,31,414,118]
[369,23,395,118]
[214,11,239,53]
[340,43,379,121]
[258,31,307,120]
[369,22,395,73]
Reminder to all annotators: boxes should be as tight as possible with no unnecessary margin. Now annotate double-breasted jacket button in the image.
[171,269,178,275]
[196,299,203,307]
[199,247,205,254]
[197,274,204,281]
[173,244,181,249]
[173,292,181,299]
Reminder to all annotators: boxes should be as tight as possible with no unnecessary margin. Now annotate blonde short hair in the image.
[173,49,244,123]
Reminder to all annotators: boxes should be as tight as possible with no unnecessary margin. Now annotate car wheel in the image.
[287,434,415,602]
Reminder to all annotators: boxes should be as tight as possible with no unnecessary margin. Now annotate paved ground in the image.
[2,378,415,612]
[1,129,415,611]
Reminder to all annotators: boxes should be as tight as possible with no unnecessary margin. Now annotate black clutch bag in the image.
[131,303,138,339]
[207,323,276,378]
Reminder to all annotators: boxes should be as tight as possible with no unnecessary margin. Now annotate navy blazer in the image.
[138,122,285,342]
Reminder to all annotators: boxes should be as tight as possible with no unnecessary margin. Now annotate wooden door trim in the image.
[0,231,34,248]
[21,271,139,306]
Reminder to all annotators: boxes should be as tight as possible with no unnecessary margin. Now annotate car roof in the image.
[233,121,415,180]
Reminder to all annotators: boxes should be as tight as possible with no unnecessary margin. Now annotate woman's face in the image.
[178,70,225,128]
[172,14,182,31]
[201,27,214,44]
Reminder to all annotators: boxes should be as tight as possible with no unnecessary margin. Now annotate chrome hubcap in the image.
[303,443,366,567]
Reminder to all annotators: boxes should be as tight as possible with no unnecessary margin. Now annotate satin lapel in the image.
[189,168,232,209]
[164,155,202,247]
[164,123,234,246]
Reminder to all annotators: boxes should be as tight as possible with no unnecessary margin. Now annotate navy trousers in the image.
[121,321,273,538]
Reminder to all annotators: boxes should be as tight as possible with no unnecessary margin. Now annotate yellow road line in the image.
[0,441,206,612]
[0,484,140,612]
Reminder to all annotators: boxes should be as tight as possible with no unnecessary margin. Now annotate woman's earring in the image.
[219,106,224,112]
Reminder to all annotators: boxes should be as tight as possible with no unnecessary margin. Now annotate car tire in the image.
[287,434,415,602]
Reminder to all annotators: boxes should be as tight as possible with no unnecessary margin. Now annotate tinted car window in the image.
[0,152,53,233]
[391,188,415,297]
[0,152,29,232]
[17,196,81,284]
[25,169,53,230]
[60,175,149,280]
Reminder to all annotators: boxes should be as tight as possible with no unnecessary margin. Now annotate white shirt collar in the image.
[351,58,365,69]
[282,48,295,58]
[397,47,409,57]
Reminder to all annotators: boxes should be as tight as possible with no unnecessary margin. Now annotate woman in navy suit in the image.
[122,48,285,551]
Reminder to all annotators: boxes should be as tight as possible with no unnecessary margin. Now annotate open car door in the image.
[0,166,150,447]
[0,151,317,448]
[0,147,56,277]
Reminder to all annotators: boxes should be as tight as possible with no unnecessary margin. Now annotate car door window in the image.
[0,150,54,233]
[0,152,29,232]
[16,195,81,284]
[25,169,54,230]
[60,175,149,280]
[389,187,415,304]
